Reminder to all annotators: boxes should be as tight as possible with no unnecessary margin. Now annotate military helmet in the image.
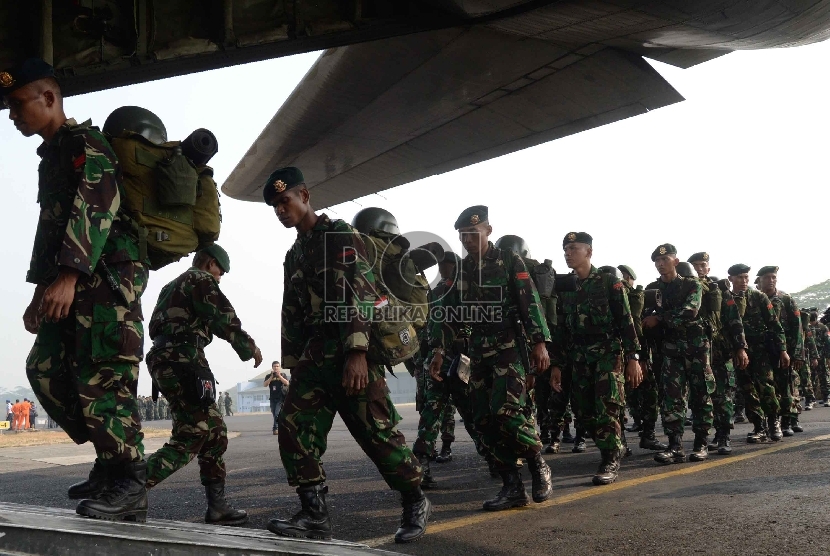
[597,265,623,279]
[103,106,168,145]
[351,207,400,236]
[495,235,531,259]
[675,261,696,278]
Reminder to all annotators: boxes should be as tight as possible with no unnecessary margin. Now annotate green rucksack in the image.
[361,230,429,366]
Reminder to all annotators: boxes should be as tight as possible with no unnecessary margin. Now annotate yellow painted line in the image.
[361,433,830,548]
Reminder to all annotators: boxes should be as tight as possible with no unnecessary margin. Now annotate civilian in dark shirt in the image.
[265,362,289,434]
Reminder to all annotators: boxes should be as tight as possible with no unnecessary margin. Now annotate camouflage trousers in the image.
[535,369,555,438]
[799,363,814,403]
[772,360,798,420]
[26,267,145,465]
[736,342,779,423]
[415,368,456,444]
[549,366,574,429]
[660,338,714,437]
[568,342,625,451]
[812,360,830,401]
[711,348,736,432]
[146,362,227,487]
[412,365,484,457]
[278,338,420,492]
[625,361,659,430]
[469,346,541,471]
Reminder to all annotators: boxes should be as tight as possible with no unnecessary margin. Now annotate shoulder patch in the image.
[767,303,773,310]
[794,310,801,317]
[726,299,735,306]
[337,247,356,263]
[516,271,529,280]
[612,282,623,291]
[72,153,86,169]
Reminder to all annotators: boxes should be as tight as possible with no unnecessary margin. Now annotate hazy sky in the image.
[2,40,829,394]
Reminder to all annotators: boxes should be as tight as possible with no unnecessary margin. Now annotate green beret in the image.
[0,58,55,96]
[757,266,778,276]
[617,265,636,281]
[687,252,709,263]
[562,232,592,248]
[651,243,677,261]
[454,205,488,230]
[728,263,750,276]
[201,243,231,273]
[262,167,305,205]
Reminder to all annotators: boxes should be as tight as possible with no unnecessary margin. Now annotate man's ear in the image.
[586,246,593,259]
[300,186,310,204]
[484,224,492,238]
[671,257,679,267]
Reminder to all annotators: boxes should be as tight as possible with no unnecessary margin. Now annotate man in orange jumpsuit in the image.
[11,400,22,431]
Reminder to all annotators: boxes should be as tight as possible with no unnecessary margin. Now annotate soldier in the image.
[687,252,749,455]
[145,244,261,526]
[728,264,788,442]
[643,244,714,465]
[264,167,429,544]
[809,311,830,406]
[4,58,148,520]
[430,206,553,509]
[549,234,642,485]
[616,265,666,452]
[144,396,154,422]
[412,251,490,485]
[756,266,803,436]
[224,392,233,417]
[800,312,818,410]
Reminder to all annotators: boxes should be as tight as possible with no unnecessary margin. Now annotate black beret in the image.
[263,167,305,205]
[0,58,55,96]
[454,205,488,230]
[757,266,778,276]
[442,251,462,266]
[617,265,636,280]
[687,252,709,263]
[728,263,751,276]
[562,232,592,248]
[651,243,677,261]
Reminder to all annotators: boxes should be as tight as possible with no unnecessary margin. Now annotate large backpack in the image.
[361,229,429,366]
[109,132,221,269]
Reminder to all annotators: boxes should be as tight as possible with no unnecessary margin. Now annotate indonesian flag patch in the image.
[374,296,389,309]
[516,271,529,280]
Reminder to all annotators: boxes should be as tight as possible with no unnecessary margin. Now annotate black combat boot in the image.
[204,480,248,526]
[804,399,814,410]
[654,434,685,464]
[482,470,529,511]
[572,431,586,453]
[781,417,794,437]
[707,431,720,451]
[561,424,574,443]
[688,434,709,462]
[526,451,552,503]
[768,416,783,442]
[639,426,668,451]
[792,417,804,433]
[733,410,747,424]
[716,429,732,455]
[747,417,769,444]
[545,428,561,454]
[592,449,621,485]
[68,459,109,500]
[435,442,453,464]
[394,488,431,544]
[625,419,643,433]
[417,453,437,489]
[267,484,332,540]
[76,460,148,522]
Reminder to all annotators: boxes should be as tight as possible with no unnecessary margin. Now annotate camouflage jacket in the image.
[281,214,377,368]
[700,277,747,354]
[803,318,819,360]
[767,289,804,361]
[645,275,705,344]
[551,266,639,367]
[28,119,140,287]
[147,268,256,368]
[430,243,550,358]
[811,322,830,359]
[732,288,786,351]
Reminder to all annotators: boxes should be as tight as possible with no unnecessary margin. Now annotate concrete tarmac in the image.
[1,403,829,555]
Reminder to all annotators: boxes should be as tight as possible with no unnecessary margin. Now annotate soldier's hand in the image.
[642,315,660,329]
[734,348,749,370]
[526,374,536,391]
[625,359,643,389]
[531,342,550,373]
[429,353,444,382]
[812,358,819,368]
[252,347,263,368]
[39,269,80,323]
[779,350,790,369]
[343,351,369,396]
[23,302,40,334]
[793,359,804,371]
[549,366,562,392]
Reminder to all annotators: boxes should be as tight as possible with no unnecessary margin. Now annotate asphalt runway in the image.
[2,403,829,555]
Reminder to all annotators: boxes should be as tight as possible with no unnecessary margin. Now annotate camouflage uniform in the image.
[733,289,785,424]
[623,284,659,436]
[811,320,830,402]
[646,276,714,437]
[551,267,639,452]
[224,394,233,417]
[767,290,803,423]
[145,267,257,487]
[699,278,747,436]
[278,215,421,492]
[25,119,146,466]
[800,314,817,404]
[431,242,550,470]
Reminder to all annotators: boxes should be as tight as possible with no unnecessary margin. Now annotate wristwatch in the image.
[627,353,640,361]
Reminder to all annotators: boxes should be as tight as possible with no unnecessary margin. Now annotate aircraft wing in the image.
[222,26,684,206]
